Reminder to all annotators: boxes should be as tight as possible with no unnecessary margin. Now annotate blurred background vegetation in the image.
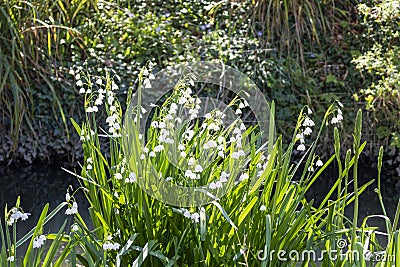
[0,0,399,172]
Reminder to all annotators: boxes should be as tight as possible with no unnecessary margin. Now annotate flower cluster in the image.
[331,108,343,125]
[125,172,137,183]
[79,127,95,142]
[75,70,123,138]
[65,201,78,215]
[7,207,30,225]
[65,191,78,215]
[102,236,121,251]
[145,77,253,189]
[105,90,122,138]
[33,235,46,249]
[308,157,324,172]
[209,171,230,189]
[296,110,315,152]
[181,208,200,223]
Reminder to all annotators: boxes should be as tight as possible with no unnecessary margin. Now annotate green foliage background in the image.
[0,0,398,164]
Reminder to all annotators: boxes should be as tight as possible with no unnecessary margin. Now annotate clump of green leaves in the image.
[352,0,400,150]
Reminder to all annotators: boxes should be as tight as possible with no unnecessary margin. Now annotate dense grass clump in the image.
[1,70,398,266]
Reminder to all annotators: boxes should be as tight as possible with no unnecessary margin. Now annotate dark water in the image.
[0,159,399,249]
[0,161,89,251]
[305,159,400,245]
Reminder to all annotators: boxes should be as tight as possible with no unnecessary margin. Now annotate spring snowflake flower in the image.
[65,202,78,215]
[112,82,119,90]
[188,157,195,166]
[194,165,203,173]
[191,213,200,223]
[208,122,220,131]
[113,123,120,130]
[308,166,314,172]
[303,127,312,135]
[150,121,159,128]
[149,151,156,157]
[331,108,344,125]
[94,98,103,106]
[143,78,152,89]
[220,171,229,183]
[71,224,79,232]
[209,182,217,189]
[183,209,191,218]
[8,209,30,224]
[76,80,83,87]
[239,173,249,181]
[33,235,46,249]
[297,144,306,151]
[159,121,166,129]
[204,140,217,149]
[178,144,185,150]
[7,256,14,262]
[154,145,164,152]
[316,160,323,167]
[165,114,173,121]
[303,117,315,127]
[232,150,245,159]
[235,109,242,115]
[218,151,225,158]
[115,173,122,180]
[125,172,137,183]
[215,181,223,188]
[103,242,121,251]
[209,181,223,189]
[79,88,86,94]
[86,107,93,113]
[106,115,117,124]
[185,170,197,180]
[20,212,30,221]
[95,78,102,85]
[233,127,241,135]
[260,205,266,211]
[169,107,177,114]
[296,133,304,140]
[180,151,187,157]
[165,138,174,144]
[178,96,187,105]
